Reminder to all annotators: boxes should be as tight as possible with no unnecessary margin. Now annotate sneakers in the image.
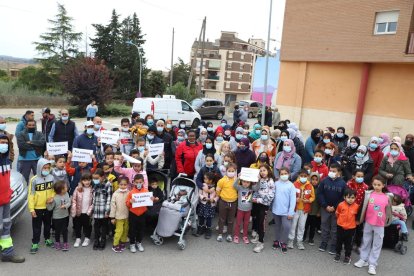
[74,238,81,248]
[120,242,126,251]
[297,241,305,250]
[226,235,233,242]
[402,233,408,242]
[82,238,90,247]
[354,259,369,268]
[112,245,122,253]
[308,239,315,246]
[319,242,327,252]
[130,244,137,253]
[368,265,376,275]
[217,235,223,242]
[45,239,54,247]
[30,243,39,254]
[137,243,144,252]
[251,230,258,238]
[242,236,250,244]
[287,240,294,249]
[343,256,351,265]
[54,242,61,250]
[250,235,259,244]
[334,254,340,262]
[233,236,239,244]
[328,245,336,255]
[253,242,264,253]
[281,242,288,254]
[62,243,69,251]
[317,229,322,234]
[1,254,25,263]
[204,228,212,239]
[272,240,280,250]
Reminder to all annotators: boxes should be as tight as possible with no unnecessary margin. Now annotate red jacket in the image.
[369,148,384,176]
[293,180,315,213]
[347,180,368,206]
[311,161,329,180]
[0,162,12,206]
[175,140,203,177]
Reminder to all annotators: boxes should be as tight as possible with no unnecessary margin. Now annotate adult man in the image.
[233,105,241,123]
[49,109,78,151]
[155,120,174,170]
[93,116,105,138]
[40,107,56,142]
[15,110,34,136]
[0,116,15,163]
[16,120,45,184]
[86,100,98,121]
[119,118,134,155]
[272,107,281,129]
[240,105,248,122]
[0,134,25,263]
[72,121,99,154]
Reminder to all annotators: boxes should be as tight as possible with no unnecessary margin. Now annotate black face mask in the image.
[27,128,35,133]
[405,140,413,146]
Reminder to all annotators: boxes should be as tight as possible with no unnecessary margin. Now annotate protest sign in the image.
[72,148,93,163]
[100,130,120,145]
[122,153,141,164]
[148,143,164,156]
[46,142,68,155]
[240,167,260,182]
[132,192,153,208]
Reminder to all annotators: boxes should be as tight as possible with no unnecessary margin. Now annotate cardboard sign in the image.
[148,143,164,156]
[240,167,260,182]
[122,153,141,164]
[100,130,120,145]
[72,148,93,163]
[46,142,68,155]
[132,192,153,208]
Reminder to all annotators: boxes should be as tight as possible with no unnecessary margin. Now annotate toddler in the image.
[197,172,219,239]
[390,194,408,241]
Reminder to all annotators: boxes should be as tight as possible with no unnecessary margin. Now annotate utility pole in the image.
[261,0,273,127]
[85,26,88,57]
[187,17,206,97]
[170,27,174,92]
[197,17,206,97]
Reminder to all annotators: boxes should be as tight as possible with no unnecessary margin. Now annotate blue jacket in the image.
[316,176,346,208]
[273,152,302,181]
[15,115,27,137]
[271,180,296,216]
[304,137,316,163]
[72,133,98,154]
[195,165,222,189]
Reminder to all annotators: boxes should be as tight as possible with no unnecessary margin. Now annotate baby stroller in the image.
[383,224,407,255]
[150,174,199,250]
[387,184,413,216]
[146,169,170,229]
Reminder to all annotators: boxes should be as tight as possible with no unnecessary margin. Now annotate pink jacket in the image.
[71,186,94,217]
[199,184,219,207]
[114,161,148,190]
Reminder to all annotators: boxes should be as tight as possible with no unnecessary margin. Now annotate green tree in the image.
[169,58,195,88]
[146,70,167,97]
[170,82,195,102]
[0,69,8,81]
[15,66,56,91]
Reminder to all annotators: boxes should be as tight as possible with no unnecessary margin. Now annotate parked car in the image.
[132,97,201,128]
[238,100,263,118]
[10,171,28,224]
[191,98,225,120]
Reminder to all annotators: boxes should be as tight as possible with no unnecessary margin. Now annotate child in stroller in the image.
[390,194,409,241]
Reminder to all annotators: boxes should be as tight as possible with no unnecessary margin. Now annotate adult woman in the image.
[175,129,203,179]
[248,123,262,143]
[287,128,305,161]
[276,120,288,131]
[379,142,413,186]
[222,125,237,152]
[323,142,341,167]
[378,133,391,152]
[382,136,402,156]
[251,126,277,161]
[197,128,208,145]
[341,136,361,167]
[343,145,374,183]
[332,127,349,154]
[402,134,414,175]
[144,114,155,127]
[304,129,321,163]
[195,136,221,176]
[206,122,214,137]
[164,119,176,140]
[231,127,245,151]
[235,138,256,173]
[367,136,384,176]
[250,152,273,169]
[214,130,224,153]
[174,120,188,137]
[155,120,174,170]
[273,139,302,181]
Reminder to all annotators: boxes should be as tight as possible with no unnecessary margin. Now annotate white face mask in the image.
[280,175,289,181]
[328,171,337,179]
[227,172,236,178]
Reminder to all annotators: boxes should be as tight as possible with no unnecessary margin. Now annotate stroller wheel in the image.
[406,206,413,217]
[400,246,407,255]
[177,240,186,250]
[151,234,164,246]
[394,242,402,252]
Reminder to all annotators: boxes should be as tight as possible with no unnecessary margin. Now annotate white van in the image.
[132,98,201,127]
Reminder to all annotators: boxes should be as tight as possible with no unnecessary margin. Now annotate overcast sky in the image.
[0,0,286,70]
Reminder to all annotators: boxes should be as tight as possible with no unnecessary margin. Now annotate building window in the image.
[374,11,399,35]
[226,82,230,89]
[240,64,243,70]
[227,62,232,69]
[238,83,241,90]
[241,53,244,60]
[239,73,243,80]
[226,72,231,79]
[229,52,233,59]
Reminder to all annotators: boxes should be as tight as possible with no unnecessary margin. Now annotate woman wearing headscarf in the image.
[382,136,402,156]
[250,152,273,170]
[206,122,214,137]
[343,145,374,183]
[248,123,262,143]
[341,136,361,167]
[214,130,224,153]
[304,129,321,163]
[368,136,384,176]
[378,133,391,151]
[287,128,305,161]
[164,119,176,140]
[231,127,245,150]
[402,134,414,175]
[287,122,304,144]
[195,136,221,176]
[273,139,302,181]
[276,120,288,131]
[278,130,290,154]
[379,142,413,186]
[332,127,349,154]
[251,126,277,162]
[174,120,189,137]
[235,138,257,173]
[197,127,208,145]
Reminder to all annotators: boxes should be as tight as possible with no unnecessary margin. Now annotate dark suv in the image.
[191,98,225,120]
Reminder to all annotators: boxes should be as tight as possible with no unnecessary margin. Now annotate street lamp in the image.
[126,41,143,95]
[261,0,273,127]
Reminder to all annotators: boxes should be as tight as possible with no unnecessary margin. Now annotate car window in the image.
[203,101,211,107]
[182,101,192,111]
[191,99,203,107]
[251,102,257,107]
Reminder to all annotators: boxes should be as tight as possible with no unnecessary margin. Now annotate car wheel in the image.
[216,111,224,120]
[248,112,253,118]
[192,118,200,129]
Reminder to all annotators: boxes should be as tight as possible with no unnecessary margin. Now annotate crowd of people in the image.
[0,105,413,275]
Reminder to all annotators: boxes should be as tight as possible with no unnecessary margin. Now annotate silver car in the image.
[239,100,263,118]
[10,171,28,223]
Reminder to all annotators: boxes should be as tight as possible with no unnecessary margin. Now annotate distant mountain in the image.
[253,85,276,93]
[0,55,36,64]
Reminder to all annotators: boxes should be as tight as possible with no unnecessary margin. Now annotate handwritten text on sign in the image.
[240,167,260,182]
[132,192,153,208]
[47,142,68,155]
[148,143,164,156]
[72,148,93,163]
[100,130,120,145]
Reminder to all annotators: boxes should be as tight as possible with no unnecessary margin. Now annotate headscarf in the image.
[355,145,369,166]
[248,123,261,141]
[379,133,390,150]
[310,129,321,144]
[287,128,296,140]
[237,138,251,153]
[223,125,232,141]
[387,142,407,166]
[287,122,304,143]
[392,136,402,144]
[202,136,216,155]
[235,127,244,142]
[277,120,288,131]
[403,134,414,149]
[275,139,296,170]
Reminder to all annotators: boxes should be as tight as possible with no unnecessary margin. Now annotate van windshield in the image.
[191,99,203,107]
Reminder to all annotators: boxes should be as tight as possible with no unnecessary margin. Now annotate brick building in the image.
[277,0,414,137]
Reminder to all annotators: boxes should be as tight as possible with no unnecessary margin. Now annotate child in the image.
[354,176,393,275]
[219,152,235,176]
[71,173,93,248]
[271,167,296,254]
[251,164,275,253]
[197,172,219,239]
[335,189,359,264]
[317,163,346,254]
[109,177,130,253]
[147,177,165,228]
[233,175,257,245]
[28,158,55,254]
[346,169,369,251]
[66,150,98,196]
[288,169,315,250]
[98,152,115,169]
[196,153,222,191]
[46,181,71,251]
[311,150,329,180]
[303,162,312,176]
[130,118,148,141]
[102,164,119,192]
[303,172,321,245]
[216,163,238,242]
[114,156,148,190]
[391,194,408,241]
[126,174,153,253]
[91,169,112,250]
[51,155,70,189]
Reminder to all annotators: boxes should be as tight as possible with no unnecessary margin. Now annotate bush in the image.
[68,103,130,118]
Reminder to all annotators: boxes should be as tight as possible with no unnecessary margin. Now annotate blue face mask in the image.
[390,150,399,157]
[41,170,50,177]
[236,134,243,140]
[221,123,226,127]
[61,116,69,121]
[147,120,154,126]
[177,136,185,142]
[147,134,154,140]
[370,143,378,149]
[205,143,212,149]
[356,152,364,158]
[216,136,223,142]
[157,127,163,132]
[323,139,330,144]
[0,123,6,131]
[280,136,288,142]
[336,133,344,138]
[261,135,268,141]
[86,128,94,135]
[0,144,8,154]
[94,124,101,130]
[314,157,322,163]
[207,127,213,132]
[255,130,261,135]
[283,146,292,153]
[138,146,145,152]
[355,177,364,184]
[93,179,100,185]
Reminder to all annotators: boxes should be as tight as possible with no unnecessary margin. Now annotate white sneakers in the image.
[130,243,144,253]
[354,260,375,274]
[74,238,81,248]
[251,230,258,239]
[287,240,294,249]
[297,241,305,250]
[354,259,369,268]
[137,243,144,252]
[368,265,376,275]
[74,238,90,248]
[253,242,264,253]
[82,238,90,247]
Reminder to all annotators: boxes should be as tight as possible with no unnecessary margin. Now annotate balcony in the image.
[205,81,218,90]
[407,32,414,54]
[206,70,219,81]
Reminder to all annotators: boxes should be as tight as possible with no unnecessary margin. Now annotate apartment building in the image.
[277,0,414,137]
[191,31,266,105]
